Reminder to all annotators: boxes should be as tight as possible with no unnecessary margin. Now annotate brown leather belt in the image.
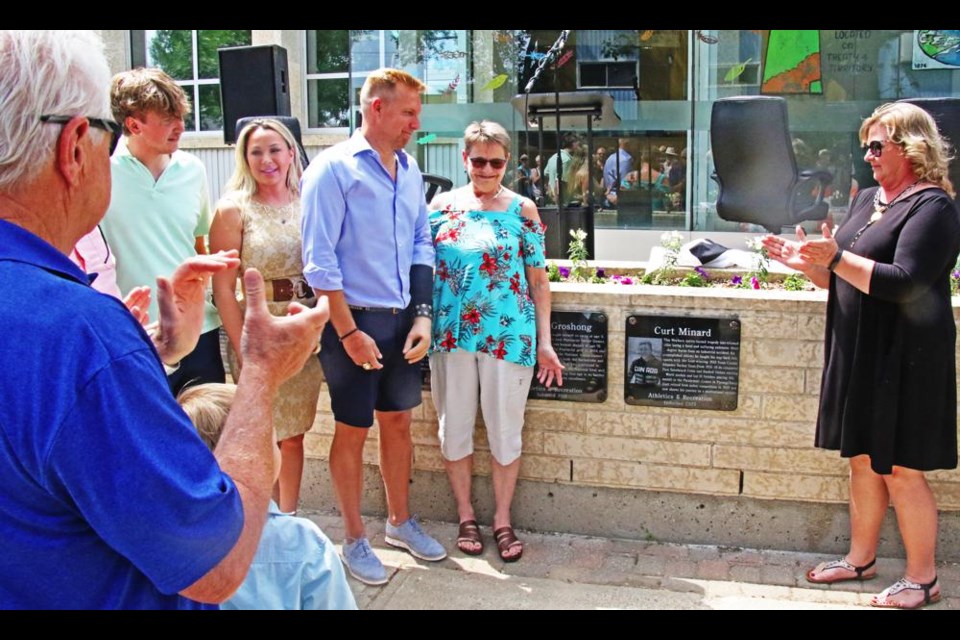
[268,276,312,302]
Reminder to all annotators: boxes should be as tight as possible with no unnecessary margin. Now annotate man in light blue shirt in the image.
[301,68,446,587]
[603,138,634,208]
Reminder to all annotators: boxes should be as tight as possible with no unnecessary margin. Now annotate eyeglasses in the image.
[468,157,507,170]
[861,140,886,158]
[40,114,122,155]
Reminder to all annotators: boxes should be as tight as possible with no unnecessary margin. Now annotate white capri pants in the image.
[429,350,535,465]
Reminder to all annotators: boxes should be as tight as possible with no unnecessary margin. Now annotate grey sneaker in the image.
[385,515,447,561]
[341,537,388,586]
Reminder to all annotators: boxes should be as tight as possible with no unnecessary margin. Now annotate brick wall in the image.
[303,282,960,510]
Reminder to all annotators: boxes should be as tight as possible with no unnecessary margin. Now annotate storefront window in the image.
[131,30,252,132]
[301,29,960,242]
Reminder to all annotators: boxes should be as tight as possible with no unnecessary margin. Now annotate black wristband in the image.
[410,263,433,307]
[414,303,433,318]
[338,327,359,342]
[827,248,844,272]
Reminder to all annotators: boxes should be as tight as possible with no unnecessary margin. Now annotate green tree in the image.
[148,30,251,131]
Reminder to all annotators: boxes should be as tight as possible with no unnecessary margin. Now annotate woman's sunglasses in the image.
[469,157,507,169]
[861,140,886,158]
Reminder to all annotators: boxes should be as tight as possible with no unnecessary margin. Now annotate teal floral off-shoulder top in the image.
[429,196,546,367]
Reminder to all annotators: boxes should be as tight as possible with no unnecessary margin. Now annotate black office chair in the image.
[710,96,832,233]
[235,115,310,170]
[898,98,960,202]
[422,173,453,205]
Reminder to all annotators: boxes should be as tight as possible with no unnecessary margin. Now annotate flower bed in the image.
[546,230,816,291]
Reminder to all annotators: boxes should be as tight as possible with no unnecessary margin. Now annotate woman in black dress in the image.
[762,102,959,609]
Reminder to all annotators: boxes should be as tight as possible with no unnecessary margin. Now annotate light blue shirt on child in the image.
[221,501,357,610]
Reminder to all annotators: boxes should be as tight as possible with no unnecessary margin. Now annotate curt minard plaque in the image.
[624,314,740,411]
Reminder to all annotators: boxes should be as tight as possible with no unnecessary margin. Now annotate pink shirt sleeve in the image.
[70,227,122,299]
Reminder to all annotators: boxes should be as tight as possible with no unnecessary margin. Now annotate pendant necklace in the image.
[849,180,921,248]
[871,179,921,222]
[474,184,504,210]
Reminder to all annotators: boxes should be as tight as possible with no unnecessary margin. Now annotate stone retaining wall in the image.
[303,283,960,511]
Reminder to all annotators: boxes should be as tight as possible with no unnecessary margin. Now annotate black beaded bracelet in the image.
[414,303,433,318]
[338,327,359,342]
[827,248,844,272]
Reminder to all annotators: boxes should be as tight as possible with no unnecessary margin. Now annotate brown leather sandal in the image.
[456,520,484,556]
[493,526,523,563]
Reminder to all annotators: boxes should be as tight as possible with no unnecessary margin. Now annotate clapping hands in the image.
[761,222,839,272]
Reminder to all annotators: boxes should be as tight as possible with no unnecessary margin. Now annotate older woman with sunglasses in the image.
[762,102,960,609]
[428,120,564,562]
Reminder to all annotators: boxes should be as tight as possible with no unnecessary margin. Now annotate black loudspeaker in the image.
[218,45,291,144]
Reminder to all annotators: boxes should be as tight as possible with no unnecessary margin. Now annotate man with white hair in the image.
[0,30,329,609]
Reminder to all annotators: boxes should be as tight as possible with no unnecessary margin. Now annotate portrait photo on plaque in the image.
[626,337,664,391]
[624,315,741,411]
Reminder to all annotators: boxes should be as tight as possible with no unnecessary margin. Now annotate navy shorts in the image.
[318,305,422,428]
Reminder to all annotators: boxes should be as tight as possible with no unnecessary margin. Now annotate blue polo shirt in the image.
[0,220,243,609]
[300,130,434,308]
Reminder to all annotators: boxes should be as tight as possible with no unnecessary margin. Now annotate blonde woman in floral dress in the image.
[210,119,323,514]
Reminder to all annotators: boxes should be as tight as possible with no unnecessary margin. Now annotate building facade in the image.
[99,29,960,259]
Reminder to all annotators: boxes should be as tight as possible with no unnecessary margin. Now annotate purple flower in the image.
[558,266,570,279]
[694,266,709,279]
[731,275,743,285]
[619,276,633,285]
[596,268,606,278]
[750,276,760,290]
[953,270,960,279]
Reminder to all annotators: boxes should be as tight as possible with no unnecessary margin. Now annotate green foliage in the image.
[547,263,561,283]
[952,257,960,296]
[642,231,683,285]
[744,237,770,286]
[678,272,709,287]
[148,30,251,131]
[782,273,809,291]
[567,228,595,282]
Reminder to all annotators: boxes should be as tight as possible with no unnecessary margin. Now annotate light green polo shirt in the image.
[101,142,221,333]
[543,148,572,188]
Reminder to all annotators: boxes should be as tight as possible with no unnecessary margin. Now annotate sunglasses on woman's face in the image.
[861,140,886,158]
[469,157,507,169]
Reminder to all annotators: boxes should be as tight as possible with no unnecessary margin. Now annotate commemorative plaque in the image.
[624,315,740,410]
[529,310,607,402]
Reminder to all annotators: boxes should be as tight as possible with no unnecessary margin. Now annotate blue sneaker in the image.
[341,537,388,586]
[385,515,447,561]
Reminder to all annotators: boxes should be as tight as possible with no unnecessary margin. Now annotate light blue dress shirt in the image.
[301,130,434,309]
[222,501,357,610]
[603,148,634,191]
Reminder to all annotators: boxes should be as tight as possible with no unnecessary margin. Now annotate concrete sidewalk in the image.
[302,510,960,610]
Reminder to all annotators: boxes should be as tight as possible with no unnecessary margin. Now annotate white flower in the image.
[660,230,683,251]
[569,228,587,241]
